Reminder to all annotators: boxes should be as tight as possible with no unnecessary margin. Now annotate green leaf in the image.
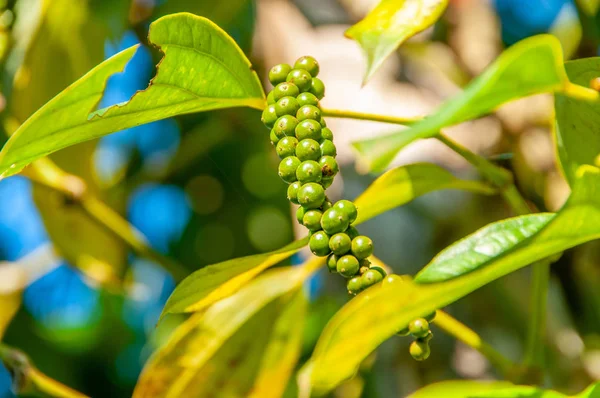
[407,380,565,398]
[0,13,265,178]
[133,266,312,398]
[306,165,600,394]
[414,213,555,283]
[346,0,448,83]
[576,382,600,398]
[576,0,600,16]
[354,163,496,224]
[555,57,600,186]
[160,239,307,317]
[353,34,597,172]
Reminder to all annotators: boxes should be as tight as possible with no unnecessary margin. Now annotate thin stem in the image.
[435,311,515,376]
[522,260,551,373]
[0,343,89,397]
[321,108,424,125]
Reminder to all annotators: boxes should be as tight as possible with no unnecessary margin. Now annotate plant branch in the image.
[321,108,424,125]
[434,311,515,376]
[0,342,89,397]
[522,259,551,372]
[24,159,189,282]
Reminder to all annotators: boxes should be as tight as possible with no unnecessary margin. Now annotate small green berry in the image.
[294,56,320,77]
[347,276,363,295]
[361,269,384,288]
[319,117,327,128]
[326,253,338,272]
[420,331,434,343]
[295,119,322,141]
[269,63,292,85]
[309,77,325,99]
[296,139,322,161]
[320,139,337,157]
[261,105,278,129]
[321,199,333,211]
[287,181,301,204]
[319,156,339,177]
[296,206,307,225]
[351,236,373,259]
[296,160,322,184]
[424,311,437,323]
[303,209,323,232]
[409,318,430,338]
[397,327,410,336]
[278,156,301,183]
[270,129,279,145]
[329,232,351,255]
[334,200,358,223]
[322,177,334,189]
[297,105,322,121]
[297,92,319,107]
[276,137,298,159]
[273,115,299,139]
[297,183,325,209]
[286,68,312,92]
[309,231,331,256]
[321,127,334,141]
[321,208,350,235]
[346,225,359,240]
[273,82,300,102]
[267,90,276,105]
[383,274,402,285]
[275,96,300,117]
[370,266,387,278]
[337,255,360,278]
[409,340,430,361]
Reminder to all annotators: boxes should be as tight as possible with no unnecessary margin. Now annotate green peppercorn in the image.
[361,269,384,288]
[420,331,434,343]
[329,232,351,255]
[424,311,437,323]
[320,117,327,128]
[287,181,301,204]
[321,199,333,211]
[409,340,430,361]
[383,274,402,285]
[346,225,359,240]
[297,105,322,121]
[287,68,312,92]
[273,82,300,102]
[334,200,358,223]
[337,255,360,278]
[276,137,298,159]
[321,127,334,141]
[370,266,387,278]
[296,139,322,161]
[294,56,320,77]
[326,253,339,273]
[296,206,307,225]
[297,182,325,209]
[273,115,299,139]
[309,77,325,99]
[275,96,300,117]
[347,276,363,295]
[319,156,339,177]
[303,209,323,232]
[295,119,322,141]
[351,236,373,259]
[409,318,430,338]
[397,327,410,336]
[267,90,276,105]
[278,156,301,183]
[322,177,334,189]
[269,63,292,85]
[270,129,279,145]
[297,92,319,107]
[321,208,350,235]
[320,139,337,157]
[296,160,322,184]
[309,231,331,256]
[261,105,278,129]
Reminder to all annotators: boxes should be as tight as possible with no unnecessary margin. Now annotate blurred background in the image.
[0,0,599,396]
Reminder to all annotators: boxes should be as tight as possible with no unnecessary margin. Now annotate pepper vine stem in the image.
[321,108,424,125]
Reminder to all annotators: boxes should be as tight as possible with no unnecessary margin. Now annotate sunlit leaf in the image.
[0,293,20,340]
[0,13,265,178]
[307,165,600,394]
[555,57,600,186]
[346,0,448,83]
[354,163,496,223]
[576,0,600,16]
[408,380,564,398]
[133,265,315,398]
[576,382,600,397]
[353,35,598,172]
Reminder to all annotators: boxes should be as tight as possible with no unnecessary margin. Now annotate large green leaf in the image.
[306,165,600,394]
[161,163,494,318]
[0,13,265,178]
[408,380,564,398]
[555,57,600,186]
[354,163,496,223]
[353,35,598,172]
[346,0,448,83]
[133,266,313,398]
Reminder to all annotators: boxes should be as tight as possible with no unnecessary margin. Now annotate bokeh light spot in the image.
[186,175,225,215]
[246,206,292,252]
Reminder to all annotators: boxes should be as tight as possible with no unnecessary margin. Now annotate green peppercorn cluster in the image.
[261,56,385,295]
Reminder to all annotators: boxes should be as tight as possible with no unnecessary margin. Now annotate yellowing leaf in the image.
[346,0,448,83]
